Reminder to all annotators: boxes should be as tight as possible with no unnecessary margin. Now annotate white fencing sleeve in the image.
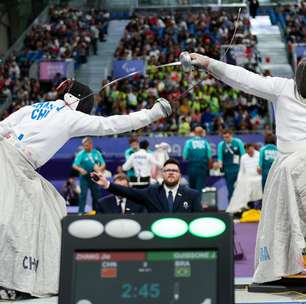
[67,104,166,137]
[208,59,289,103]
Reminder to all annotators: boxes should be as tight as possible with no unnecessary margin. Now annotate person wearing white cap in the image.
[189,53,306,285]
[0,79,172,299]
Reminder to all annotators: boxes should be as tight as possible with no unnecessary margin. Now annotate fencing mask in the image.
[295,57,306,102]
[56,80,94,114]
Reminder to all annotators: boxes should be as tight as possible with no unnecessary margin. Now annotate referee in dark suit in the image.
[96,174,146,214]
[92,159,202,213]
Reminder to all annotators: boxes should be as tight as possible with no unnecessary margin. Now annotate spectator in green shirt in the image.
[73,137,105,214]
[183,126,212,192]
[258,132,278,191]
[217,129,245,200]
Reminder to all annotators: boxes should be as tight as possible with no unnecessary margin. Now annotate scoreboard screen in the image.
[74,250,217,304]
[59,213,233,304]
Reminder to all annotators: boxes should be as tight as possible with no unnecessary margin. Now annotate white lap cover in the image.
[253,152,306,283]
[0,136,66,297]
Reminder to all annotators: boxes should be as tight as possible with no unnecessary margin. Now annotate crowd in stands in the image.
[276,2,306,45]
[97,70,269,135]
[114,10,254,62]
[0,5,109,120]
[96,9,268,135]
[1,7,273,135]
[274,2,306,65]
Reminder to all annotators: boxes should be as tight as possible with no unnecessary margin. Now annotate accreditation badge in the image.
[233,155,240,164]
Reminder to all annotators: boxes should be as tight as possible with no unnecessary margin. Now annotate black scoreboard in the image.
[59,213,233,304]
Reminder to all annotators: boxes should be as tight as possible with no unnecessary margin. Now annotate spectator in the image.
[183,126,212,191]
[226,143,262,214]
[93,158,203,213]
[96,174,146,214]
[217,129,245,200]
[178,117,191,135]
[258,132,278,191]
[249,0,259,18]
[72,137,106,214]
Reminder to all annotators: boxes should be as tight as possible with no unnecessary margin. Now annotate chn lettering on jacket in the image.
[31,102,54,120]
[23,256,39,272]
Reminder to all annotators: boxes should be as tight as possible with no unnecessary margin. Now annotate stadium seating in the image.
[96,9,269,134]
[0,5,109,120]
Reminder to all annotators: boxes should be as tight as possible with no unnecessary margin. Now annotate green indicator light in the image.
[189,217,226,238]
[151,218,188,238]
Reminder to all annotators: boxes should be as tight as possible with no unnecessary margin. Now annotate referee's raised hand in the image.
[91,172,109,189]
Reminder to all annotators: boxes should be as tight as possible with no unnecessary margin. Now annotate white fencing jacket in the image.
[208,60,306,153]
[0,99,166,168]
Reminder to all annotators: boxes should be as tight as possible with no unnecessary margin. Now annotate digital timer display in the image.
[73,250,217,304]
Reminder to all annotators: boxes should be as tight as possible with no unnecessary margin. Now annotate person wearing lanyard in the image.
[217,129,245,200]
[257,132,278,191]
[183,126,212,191]
[73,137,105,214]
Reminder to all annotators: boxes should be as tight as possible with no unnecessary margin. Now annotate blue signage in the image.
[112,60,145,78]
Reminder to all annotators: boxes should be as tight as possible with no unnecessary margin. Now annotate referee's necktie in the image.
[167,190,174,212]
[118,199,124,214]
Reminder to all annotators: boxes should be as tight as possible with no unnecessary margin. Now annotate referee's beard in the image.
[163,177,180,188]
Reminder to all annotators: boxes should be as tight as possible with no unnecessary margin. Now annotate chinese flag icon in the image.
[101,267,117,278]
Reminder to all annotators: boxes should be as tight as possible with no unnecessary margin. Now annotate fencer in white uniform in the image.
[0,80,172,299]
[227,144,262,214]
[190,54,306,284]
